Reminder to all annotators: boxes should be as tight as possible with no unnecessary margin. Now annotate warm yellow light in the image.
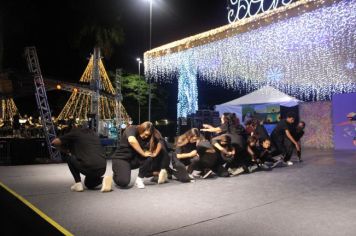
[56,84,62,90]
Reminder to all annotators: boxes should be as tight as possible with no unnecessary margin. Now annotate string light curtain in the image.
[144,0,356,101]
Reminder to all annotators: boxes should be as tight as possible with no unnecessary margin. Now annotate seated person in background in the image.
[271,112,300,166]
[111,121,170,189]
[211,134,246,176]
[246,136,270,171]
[245,118,270,143]
[52,127,111,192]
[257,138,285,168]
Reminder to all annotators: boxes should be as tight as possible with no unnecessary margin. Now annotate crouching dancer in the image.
[112,121,170,189]
[52,127,112,192]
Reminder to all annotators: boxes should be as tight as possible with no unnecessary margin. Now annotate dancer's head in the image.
[247,135,258,147]
[297,121,306,130]
[137,121,154,140]
[219,135,232,147]
[261,138,271,149]
[177,128,201,146]
[286,112,296,124]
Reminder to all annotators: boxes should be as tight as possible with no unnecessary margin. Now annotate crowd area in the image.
[52,111,306,192]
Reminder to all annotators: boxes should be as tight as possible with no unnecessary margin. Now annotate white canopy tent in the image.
[215,86,300,121]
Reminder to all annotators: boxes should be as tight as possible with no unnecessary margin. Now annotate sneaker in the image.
[192,170,202,178]
[135,177,145,189]
[248,165,259,173]
[286,161,294,166]
[271,160,285,168]
[230,167,245,176]
[71,182,84,192]
[258,164,271,171]
[202,169,213,179]
[158,169,168,184]
[101,176,113,193]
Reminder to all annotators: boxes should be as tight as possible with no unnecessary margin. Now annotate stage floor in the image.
[1,149,356,236]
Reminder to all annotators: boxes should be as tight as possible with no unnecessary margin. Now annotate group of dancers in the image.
[52,111,305,192]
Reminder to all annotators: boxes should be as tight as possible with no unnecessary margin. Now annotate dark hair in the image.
[286,112,296,119]
[222,113,236,133]
[176,128,201,147]
[220,134,232,144]
[137,121,161,152]
[261,137,271,143]
[247,135,258,145]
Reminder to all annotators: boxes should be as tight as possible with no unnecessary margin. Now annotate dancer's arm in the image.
[128,136,152,158]
[285,130,300,152]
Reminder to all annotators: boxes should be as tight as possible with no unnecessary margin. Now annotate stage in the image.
[1,149,356,236]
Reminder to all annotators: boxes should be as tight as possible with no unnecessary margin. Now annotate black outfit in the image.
[271,120,294,162]
[198,139,230,177]
[60,128,106,189]
[112,126,169,187]
[13,114,20,132]
[220,123,246,149]
[171,142,200,183]
[254,124,270,142]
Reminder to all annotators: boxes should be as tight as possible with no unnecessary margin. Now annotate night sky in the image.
[1,0,240,120]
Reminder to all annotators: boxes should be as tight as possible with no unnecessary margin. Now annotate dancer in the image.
[111,121,170,189]
[271,112,300,166]
[172,128,201,182]
[211,134,246,176]
[52,127,111,192]
[245,136,270,172]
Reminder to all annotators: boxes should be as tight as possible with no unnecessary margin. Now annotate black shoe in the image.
[150,176,158,183]
[242,165,250,174]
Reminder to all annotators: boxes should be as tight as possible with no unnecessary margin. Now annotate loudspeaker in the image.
[0,140,10,164]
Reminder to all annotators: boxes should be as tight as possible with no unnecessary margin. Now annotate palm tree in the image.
[68,0,124,59]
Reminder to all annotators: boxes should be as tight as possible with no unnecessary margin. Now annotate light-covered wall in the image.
[299,101,333,149]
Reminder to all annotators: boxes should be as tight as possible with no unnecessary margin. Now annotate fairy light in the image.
[144,0,356,101]
[177,62,199,118]
[1,98,19,120]
[58,56,131,122]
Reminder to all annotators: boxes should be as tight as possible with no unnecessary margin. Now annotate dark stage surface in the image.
[1,149,356,236]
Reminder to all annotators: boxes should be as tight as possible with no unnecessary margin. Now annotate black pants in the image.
[171,153,200,183]
[272,137,294,162]
[66,155,106,189]
[151,146,171,172]
[112,157,153,188]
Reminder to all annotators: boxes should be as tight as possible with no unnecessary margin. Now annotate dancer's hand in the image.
[295,143,301,152]
[144,151,153,158]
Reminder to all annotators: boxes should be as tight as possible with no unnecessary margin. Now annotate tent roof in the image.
[217,86,300,107]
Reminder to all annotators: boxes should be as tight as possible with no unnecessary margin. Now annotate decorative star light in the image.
[144,0,356,101]
[267,66,284,82]
[346,61,355,70]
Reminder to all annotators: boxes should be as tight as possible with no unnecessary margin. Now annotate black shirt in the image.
[271,120,290,140]
[60,128,106,170]
[293,129,305,142]
[176,142,196,155]
[254,124,270,142]
[13,114,20,129]
[113,126,158,160]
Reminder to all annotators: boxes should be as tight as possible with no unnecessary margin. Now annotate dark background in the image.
[1,0,249,121]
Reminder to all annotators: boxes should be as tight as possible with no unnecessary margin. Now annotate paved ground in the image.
[1,148,356,236]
